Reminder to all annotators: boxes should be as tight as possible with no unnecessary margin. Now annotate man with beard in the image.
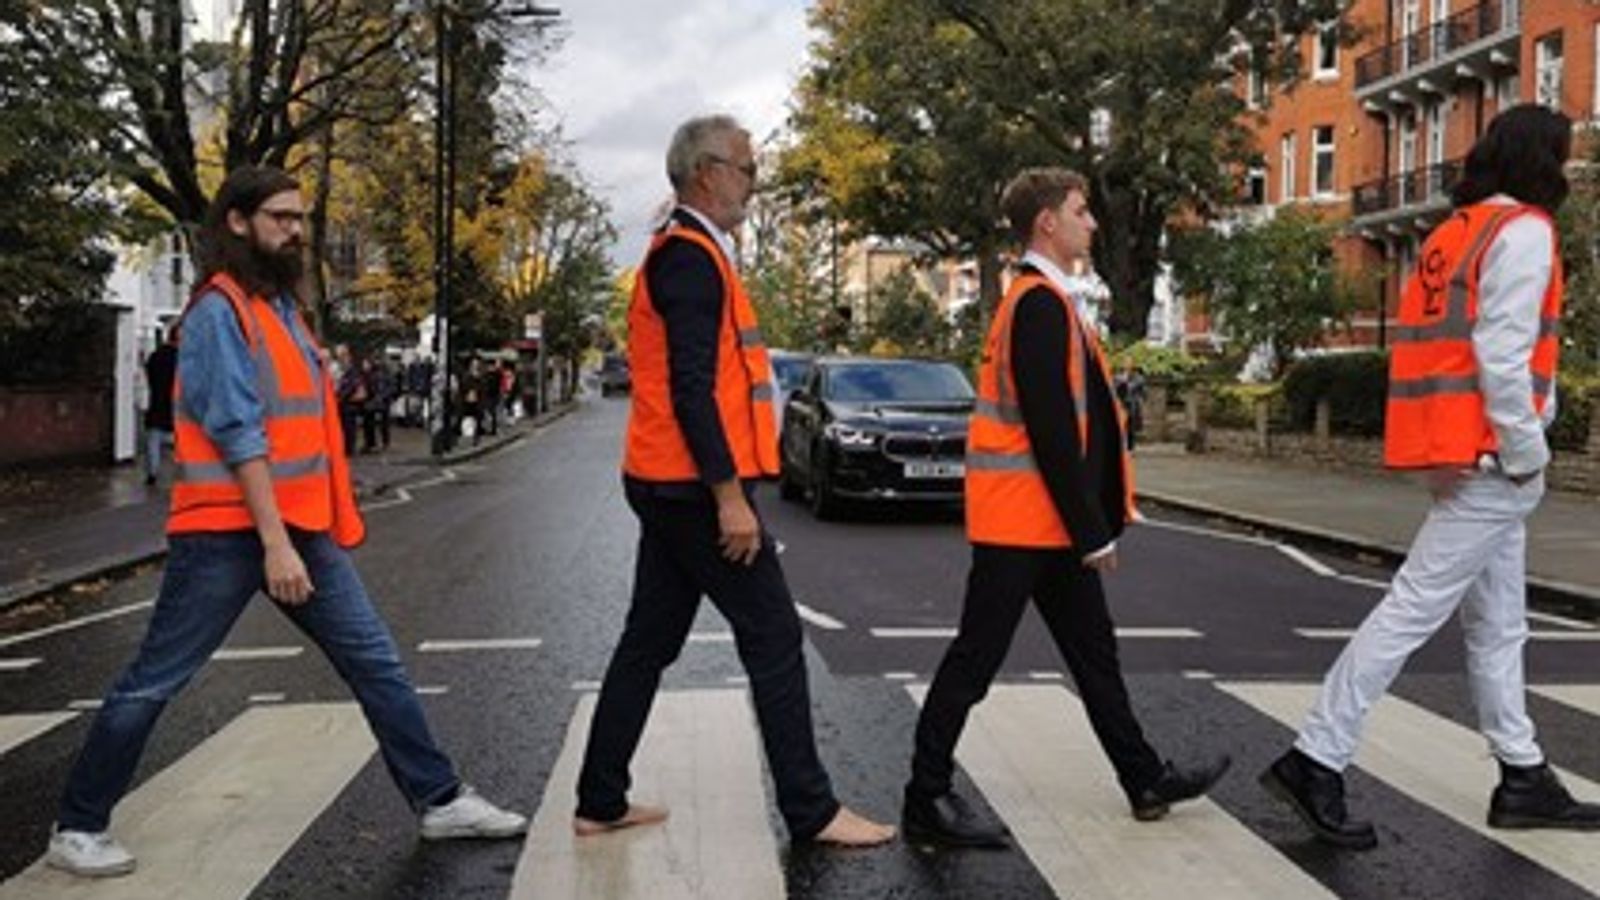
[45,166,527,878]
[573,115,894,847]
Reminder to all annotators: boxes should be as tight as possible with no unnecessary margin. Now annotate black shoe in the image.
[902,789,1009,848]
[1259,749,1377,850]
[1129,755,1232,821]
[1489,762,1600,831]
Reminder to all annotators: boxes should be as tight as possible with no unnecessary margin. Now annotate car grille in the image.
[882,433,966,462]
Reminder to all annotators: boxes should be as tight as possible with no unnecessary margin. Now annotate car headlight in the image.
[825,424,880,448]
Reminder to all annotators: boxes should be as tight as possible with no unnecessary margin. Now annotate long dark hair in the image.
[1451,104,1573,215]
[195,165,304,299]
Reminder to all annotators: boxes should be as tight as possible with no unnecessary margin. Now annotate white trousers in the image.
[1296,471,1546,771]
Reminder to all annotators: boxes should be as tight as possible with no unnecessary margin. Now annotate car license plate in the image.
[904,461,965,479]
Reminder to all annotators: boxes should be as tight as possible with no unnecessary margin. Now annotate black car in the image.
[779,357,974,519]
[598,353,630,397]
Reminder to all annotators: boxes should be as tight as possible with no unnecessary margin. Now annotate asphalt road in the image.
[2,397,1598,899]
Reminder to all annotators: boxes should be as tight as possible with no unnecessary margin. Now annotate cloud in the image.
[532,0,811,263]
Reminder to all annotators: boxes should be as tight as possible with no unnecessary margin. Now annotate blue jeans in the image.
[57,530,460,832]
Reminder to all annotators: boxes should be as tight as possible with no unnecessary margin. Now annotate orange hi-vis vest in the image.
[965,272,1137,549]
[623,222,780,482]
[1384,202,1563,469]
[169,273,366,548]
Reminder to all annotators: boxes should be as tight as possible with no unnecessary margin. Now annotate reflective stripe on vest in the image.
[964,273,1136,549]
[168,273,365,547]
[622,222,781,481]
[1384,202,1564,469]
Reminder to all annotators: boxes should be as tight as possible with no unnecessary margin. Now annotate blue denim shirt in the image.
[178,290,323,465]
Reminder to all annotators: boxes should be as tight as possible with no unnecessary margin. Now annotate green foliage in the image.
[1171,209,1358,376]
[745,220,838,353]
[1281,351,1389,437]
[858,269,950,358]
[0,304,115,385]
[1550,373,1596,453]
[1206,382,1281,429]
[1109,342,1203,384]
[1557,139,1600,370]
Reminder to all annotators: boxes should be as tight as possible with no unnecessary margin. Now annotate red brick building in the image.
[1212,0,1600,350]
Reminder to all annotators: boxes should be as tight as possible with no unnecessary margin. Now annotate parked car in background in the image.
[598,353,631,397]
[779,357,974,519]
[767,350,813,437]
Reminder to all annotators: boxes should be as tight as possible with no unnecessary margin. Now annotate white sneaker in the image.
[419,785,528,840]
[46,829,136,878]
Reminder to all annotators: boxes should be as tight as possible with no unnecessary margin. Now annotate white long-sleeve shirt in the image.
[1473,195,1558,477]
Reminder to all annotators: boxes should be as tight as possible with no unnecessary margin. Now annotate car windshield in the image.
[771,356,812,390]
[824,362,973,403]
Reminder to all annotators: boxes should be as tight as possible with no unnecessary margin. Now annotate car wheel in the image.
[808,446,843,521]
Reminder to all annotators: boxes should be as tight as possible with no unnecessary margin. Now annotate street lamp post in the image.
[430,1,562,457]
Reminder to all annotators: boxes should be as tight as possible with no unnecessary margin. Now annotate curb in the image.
[0,401,581,612]
[1137,489,1600,619]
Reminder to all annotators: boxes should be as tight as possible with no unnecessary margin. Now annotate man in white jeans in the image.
[1261,104,1600,850]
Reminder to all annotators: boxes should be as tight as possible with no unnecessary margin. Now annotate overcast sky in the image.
[534,0,812,263]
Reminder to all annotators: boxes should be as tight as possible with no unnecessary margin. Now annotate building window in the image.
[1280,132,1297,201]
[1314,22,1339,78]
[1247,166,1267,205]
[1535,31,1563,111]
[1246,65,1267,109]
[1497,72,1519,113]
[1312,126,1335,197]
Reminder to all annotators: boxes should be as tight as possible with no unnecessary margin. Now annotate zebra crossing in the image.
[3,678,1600,898]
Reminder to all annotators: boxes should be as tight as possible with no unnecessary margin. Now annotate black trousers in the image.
[576,482,840,839]
[909,544,1165,801]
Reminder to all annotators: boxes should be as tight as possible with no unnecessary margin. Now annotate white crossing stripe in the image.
[1219,682,1600,893]
[0,657,42,672]
[1525,611,1597,631]
[0,703,375,900]
[417,638,543,652]
[1530,684,1600,718]
[686,631,734,643]
[212,646,304,661]
[510,690,784,899]
[871,626,1201,640]
[0,712,78,758]
[907,684,1332,899]
[247,692,286,704]
[1295,627,1600,642]
[1276,544,1337,578]
[66,700,102,711]
[794,602,846,631]
[0,599,154,650]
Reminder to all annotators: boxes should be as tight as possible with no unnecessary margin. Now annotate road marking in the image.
[415,685,450,696]
[213,646,304,661]
[570,680,601,692]
[1529,685,1600,718]
[907,683,1333,899]
[1182,670,1217,681]
[1028,671,1065,681]
[1295,627,1600,642]
[0,657,42,672]
[687,631,734,643]
[247,692,286,704]
[1219,681,1600,894]
[0,598,155,649]
[0,712,78,758]
[417,637,543,653]
[883,672,918,681]
[1275,544,1337,578]
[67,699,102,711]
[1526,610,1597,631]
[1334,573,1390,590]
[0,703,375,900]
[870,626,1201,640]
[407,468,459,490]
[871,627,958,639]
[510,690,785,899]
[1139,517,1275,547]
[361,487,413,511]
[724,675,749,686]
[794,602,846,631]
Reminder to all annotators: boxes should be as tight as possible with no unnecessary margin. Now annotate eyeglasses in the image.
[257,207,306,227]
[705,154,758,181]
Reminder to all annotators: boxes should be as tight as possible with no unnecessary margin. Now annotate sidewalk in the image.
[0,404,572,609]
[1133,444,1600,610]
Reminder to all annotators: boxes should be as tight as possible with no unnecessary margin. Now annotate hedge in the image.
[1282,351,1389,437]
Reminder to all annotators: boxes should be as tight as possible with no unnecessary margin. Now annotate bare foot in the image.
[810,806,896,847]
[572,804,669,836]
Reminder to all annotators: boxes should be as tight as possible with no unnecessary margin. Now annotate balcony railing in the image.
[1354,0,1517,90]
[1351,158,1465,219]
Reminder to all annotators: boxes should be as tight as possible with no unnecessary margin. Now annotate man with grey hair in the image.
[572,115,895,847]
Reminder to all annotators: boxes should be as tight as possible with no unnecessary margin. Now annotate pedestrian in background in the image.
[43,165,527,879]
[141,326,179,486]
[904,167,1229,847]
[573,114,894,847]
[1114,360,1146,451]
[1261,104,1600,850]
[335,344,366,457]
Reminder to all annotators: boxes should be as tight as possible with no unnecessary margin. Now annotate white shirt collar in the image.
[1021,250,1093,323]
[676,204,738,268]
